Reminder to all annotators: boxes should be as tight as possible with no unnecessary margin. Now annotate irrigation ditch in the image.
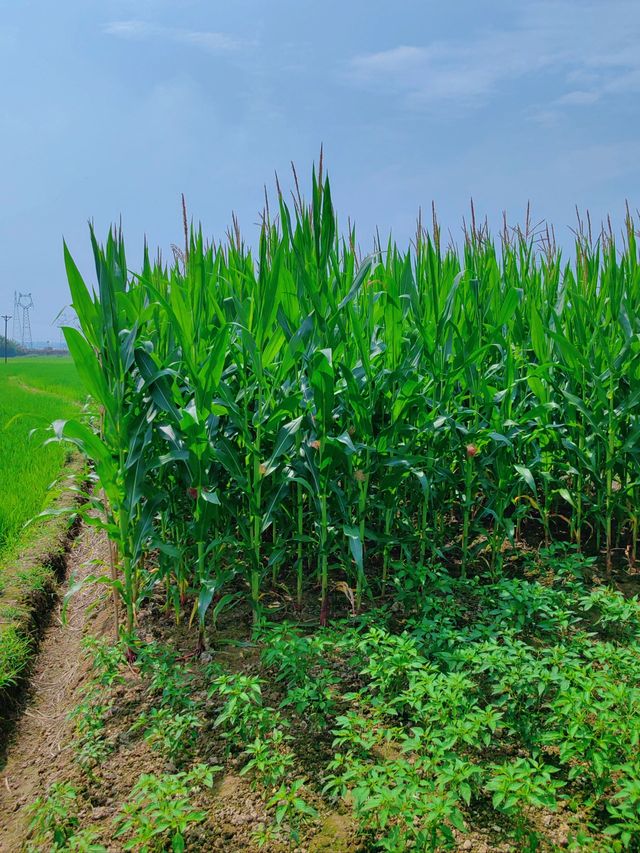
[0,457,86,755]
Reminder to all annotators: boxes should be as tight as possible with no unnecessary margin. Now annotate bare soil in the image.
[0,521,113,851]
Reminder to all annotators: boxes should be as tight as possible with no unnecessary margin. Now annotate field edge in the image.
[0,454,87,753]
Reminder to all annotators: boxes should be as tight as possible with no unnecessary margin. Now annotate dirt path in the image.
[0,522,112,851]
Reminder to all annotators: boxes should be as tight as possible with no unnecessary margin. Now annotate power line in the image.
[1,315,12,364]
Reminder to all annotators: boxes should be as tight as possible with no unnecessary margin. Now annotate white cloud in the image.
[345,1,640,113]
[555,91,600,106]
[104,20,244,54]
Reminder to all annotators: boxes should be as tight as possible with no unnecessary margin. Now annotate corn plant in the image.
[60,163,640,642]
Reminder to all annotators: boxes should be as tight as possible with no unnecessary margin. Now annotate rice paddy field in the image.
[7,171,640,851]
[0,357,81,550]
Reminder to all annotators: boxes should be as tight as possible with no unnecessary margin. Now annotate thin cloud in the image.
[104,20,244,54]
[348,33,550,105]
[345,1,640,113]
[350,45,426,77]
[555,91,600,106]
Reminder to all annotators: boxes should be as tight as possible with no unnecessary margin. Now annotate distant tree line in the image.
[0,337,27,357]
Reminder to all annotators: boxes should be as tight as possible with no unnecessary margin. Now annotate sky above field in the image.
[1,0,639,341]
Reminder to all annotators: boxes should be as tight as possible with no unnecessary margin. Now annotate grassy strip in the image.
[0,454,86,736]
[0,357,81,549]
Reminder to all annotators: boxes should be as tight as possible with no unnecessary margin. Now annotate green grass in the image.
[0,357,80,550]
[0,626,31,691]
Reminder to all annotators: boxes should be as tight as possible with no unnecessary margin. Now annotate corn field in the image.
[59,167,640,639]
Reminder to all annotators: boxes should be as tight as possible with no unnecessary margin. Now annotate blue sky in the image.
[1,0,639,341]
